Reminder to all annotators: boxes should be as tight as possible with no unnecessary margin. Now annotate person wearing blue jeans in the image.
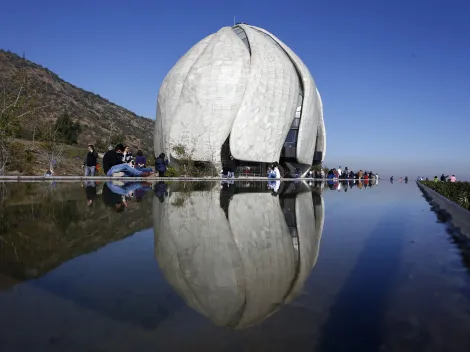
[103,143,152,177]
[106,181,151,196]
[83,144,98,176]
[135,166,154,173]
[106,163,152,177]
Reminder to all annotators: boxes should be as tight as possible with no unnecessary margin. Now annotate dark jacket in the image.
[102,183,123,208]
[154,181,168,198]
[155,157,168,172]
[85,185,97,201]
[83,151,98,167]
[135,155,146,167]
[103,150,123,173]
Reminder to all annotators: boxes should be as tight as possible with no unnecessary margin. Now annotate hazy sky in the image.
[1,0,469,179]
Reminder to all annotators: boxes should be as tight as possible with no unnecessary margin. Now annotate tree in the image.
[55,109,81,144]
[38,122,67,174]
[0,63,39,174]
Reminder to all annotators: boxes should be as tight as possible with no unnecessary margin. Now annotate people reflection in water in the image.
[153,181,168,203]
[102,183,127,212]
[153,181,324,329]
[268,180,281,195]
[326,179,337,190]
[103,181,152,211]
[84,181,97,206]
[317,178,379,192]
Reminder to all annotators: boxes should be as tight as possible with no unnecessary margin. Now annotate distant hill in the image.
[0,49,154,152]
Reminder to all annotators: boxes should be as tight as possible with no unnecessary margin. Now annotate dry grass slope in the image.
[0,49,154,152]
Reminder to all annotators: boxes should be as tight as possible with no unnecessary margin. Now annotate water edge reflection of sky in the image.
[0,180,470,351]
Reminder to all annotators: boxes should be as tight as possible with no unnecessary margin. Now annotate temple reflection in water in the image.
[153,181,324,328]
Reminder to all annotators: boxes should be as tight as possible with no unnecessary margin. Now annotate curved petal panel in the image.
[229,25,299,163]
[316,88,326,161]
[247,26,320,164]
[228,193,295,327]
[287,192,323,302]
[314,193,325,249]
[153,186,325,329]
[169,27,250,162]
[154,191,245,326]
[155,34,214,157]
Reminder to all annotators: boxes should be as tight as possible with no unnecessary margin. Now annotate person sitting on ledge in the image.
[103,144,151,177]
[135,150,147,169]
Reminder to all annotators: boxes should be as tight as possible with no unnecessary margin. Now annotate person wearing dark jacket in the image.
[155,153,169,177]
[135,150,147,168]
[85,181,97,206]
[154,181,168,202]
[103,144,151,177]
[83,144,98,176]
[102,183,126,212]
[103,144,124,173]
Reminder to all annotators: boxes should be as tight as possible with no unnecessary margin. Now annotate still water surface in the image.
[0,180,470,351]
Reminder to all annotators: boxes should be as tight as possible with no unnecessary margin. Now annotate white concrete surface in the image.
[155,24,325,166]
[229,25,299,163]
[248,25,322,165]
[153,188,325,328]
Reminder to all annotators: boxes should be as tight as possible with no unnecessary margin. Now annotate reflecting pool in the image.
[0,180,470,351]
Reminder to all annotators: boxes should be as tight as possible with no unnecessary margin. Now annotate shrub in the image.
[165,167,179,177]
[55,109,82,144]
[5,142,36,174]
[421,181,470,210]
[95,139,107,152]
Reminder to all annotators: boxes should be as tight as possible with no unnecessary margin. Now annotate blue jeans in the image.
[84,181,96,187]
[106,182,148,196]
[106,164,146,177]
[135,167,153,173]
[268,172,276,178]
[85,166,96,176]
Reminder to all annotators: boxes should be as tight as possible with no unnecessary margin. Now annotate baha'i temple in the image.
[155,24,325,177]
[153,182,324,328]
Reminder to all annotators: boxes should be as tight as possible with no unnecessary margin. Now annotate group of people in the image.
[84,179,169,211]
[82,148,385,182]
[433,174,457,183]
[390,176,409,183]
[414,174,457,182]
[82,144,169,178]
[307,167,379,180]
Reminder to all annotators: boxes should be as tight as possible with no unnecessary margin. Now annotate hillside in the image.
[0,182,154,285]
[0,49,154,151]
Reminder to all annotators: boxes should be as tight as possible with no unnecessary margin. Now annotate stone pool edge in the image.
[417,181,470,242]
